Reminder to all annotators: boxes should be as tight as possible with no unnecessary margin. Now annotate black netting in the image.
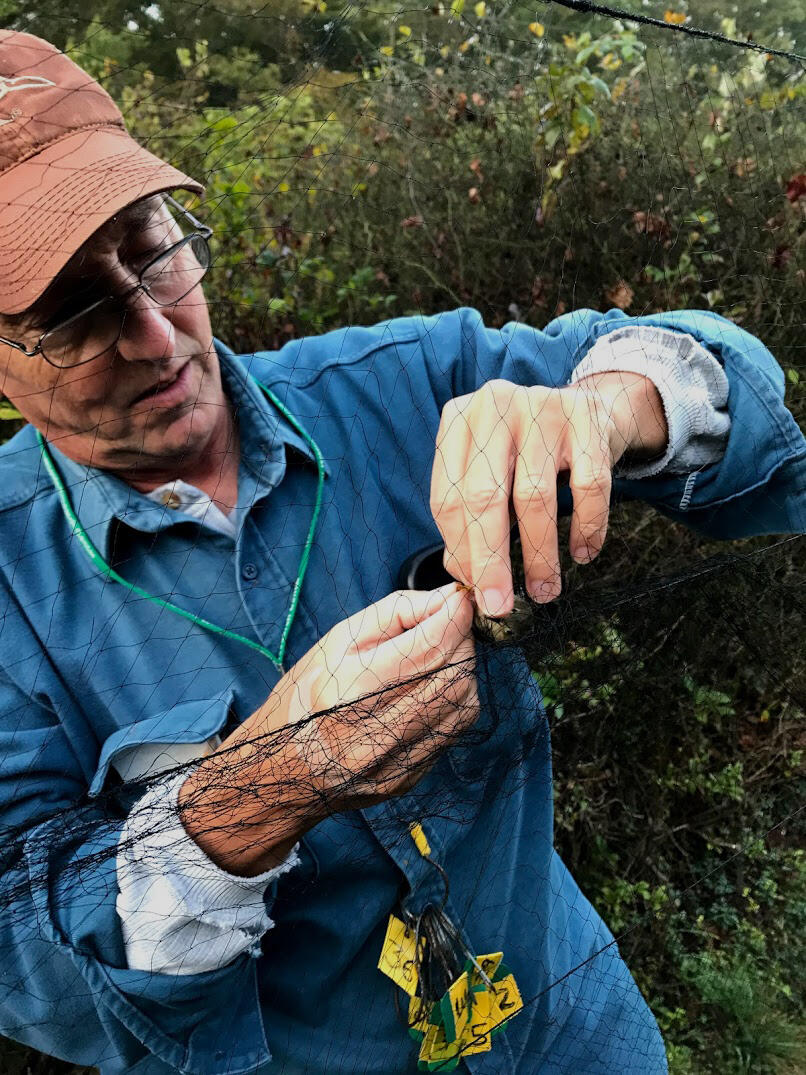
[0,3,803,1074]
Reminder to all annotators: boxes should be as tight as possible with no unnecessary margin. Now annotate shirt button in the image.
[241,562,259,581]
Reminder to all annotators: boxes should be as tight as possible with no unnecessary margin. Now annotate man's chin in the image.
[96,401,219,474]
[137,404,218,462]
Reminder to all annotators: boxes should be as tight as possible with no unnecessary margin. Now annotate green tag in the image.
[466,951,503,989]
[417,1023,461,1071]
[440,970,471,1044]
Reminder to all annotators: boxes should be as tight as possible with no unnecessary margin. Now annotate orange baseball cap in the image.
[0,30,203,314]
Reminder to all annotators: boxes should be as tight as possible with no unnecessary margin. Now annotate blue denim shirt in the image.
[0,308,803,1075]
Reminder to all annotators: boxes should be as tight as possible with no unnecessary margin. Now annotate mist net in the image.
[0,2,803,1074]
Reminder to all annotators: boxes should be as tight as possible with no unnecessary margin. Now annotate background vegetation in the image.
[0,1,803,1072]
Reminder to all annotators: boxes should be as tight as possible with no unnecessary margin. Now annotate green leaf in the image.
[576,43,599,65]
[544,124,562,151]
[572,104,596,134]
[211,115,238,132]
[588,75,611,98]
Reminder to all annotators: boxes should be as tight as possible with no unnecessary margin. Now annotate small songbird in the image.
[465,537,537,645]
[471,591,535,645]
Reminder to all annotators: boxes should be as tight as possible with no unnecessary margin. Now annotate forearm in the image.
[177,727,320,877]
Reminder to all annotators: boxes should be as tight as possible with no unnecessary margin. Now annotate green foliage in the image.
[681,950,806,1073]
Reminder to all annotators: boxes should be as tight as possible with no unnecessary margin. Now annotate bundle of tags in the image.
[378,912,524,1071]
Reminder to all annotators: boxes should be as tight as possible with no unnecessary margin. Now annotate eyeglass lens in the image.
[40,233,210,368]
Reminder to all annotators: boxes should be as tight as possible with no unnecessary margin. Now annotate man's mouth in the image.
[130,362,192,408]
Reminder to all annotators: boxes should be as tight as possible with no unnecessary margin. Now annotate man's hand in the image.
[430,372,668,617]
[178,583,478,876]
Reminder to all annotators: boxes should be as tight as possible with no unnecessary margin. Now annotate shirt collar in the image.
[46,341,328,559]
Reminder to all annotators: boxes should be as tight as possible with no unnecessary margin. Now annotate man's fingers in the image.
[334,582,462,652]
[567,422,612,563]
[310,585,474,713]
[430,394,473,587]
[432,387,520,617]
[368,585,474,682]
[512,447,561,603]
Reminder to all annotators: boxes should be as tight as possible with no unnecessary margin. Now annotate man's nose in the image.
[114,289,176,362]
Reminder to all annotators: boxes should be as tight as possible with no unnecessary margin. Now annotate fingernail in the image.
[573,544,593,563]
[529,580,559,603]
[481,588,510,617]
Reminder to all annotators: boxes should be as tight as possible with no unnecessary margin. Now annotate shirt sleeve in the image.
[569,323,731,479]
[0,677,278,1072]
[117,767,300,976]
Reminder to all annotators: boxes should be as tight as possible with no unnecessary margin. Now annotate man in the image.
[0,29,802,1075]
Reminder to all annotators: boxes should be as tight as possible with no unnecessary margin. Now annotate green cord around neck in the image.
[36,377,326,674]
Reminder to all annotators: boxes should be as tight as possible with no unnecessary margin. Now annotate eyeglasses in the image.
[0,196,213,369]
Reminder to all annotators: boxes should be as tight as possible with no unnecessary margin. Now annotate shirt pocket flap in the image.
[89,691,234,797]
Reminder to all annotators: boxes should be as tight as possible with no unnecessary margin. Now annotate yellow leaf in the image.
[277,181,290,193]
[474,1,486,16]
[563,34,577,48]
[440,44,451,58]
[528,21,545,37]
[380,45,394,56]
[458,37,474,53]
[398,24,412,37]
[664,10,686,25]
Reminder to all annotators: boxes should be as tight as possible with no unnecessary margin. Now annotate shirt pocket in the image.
[88,691,235,799]
[446,643,545,786]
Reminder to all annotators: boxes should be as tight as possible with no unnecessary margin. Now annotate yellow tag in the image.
[460,972,523,1048]
[468,951,503,988]
[463,985,495,1046]
[377,915,421,996]
[419,1023,461,1065]
[408,994,431,1037]
[441,971,471,1044]
[409,822,431,858]
[461,1018,492,1055]
[490,973,524,1025]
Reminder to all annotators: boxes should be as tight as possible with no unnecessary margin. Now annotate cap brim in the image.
[0,126,204,314]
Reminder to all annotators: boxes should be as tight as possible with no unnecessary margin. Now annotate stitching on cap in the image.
[0,119,126,176]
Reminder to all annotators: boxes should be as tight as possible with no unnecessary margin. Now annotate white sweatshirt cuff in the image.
[571,324,731,479]
[116,767,299,975]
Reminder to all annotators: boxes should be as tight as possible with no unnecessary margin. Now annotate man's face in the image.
[0,195,225,480]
